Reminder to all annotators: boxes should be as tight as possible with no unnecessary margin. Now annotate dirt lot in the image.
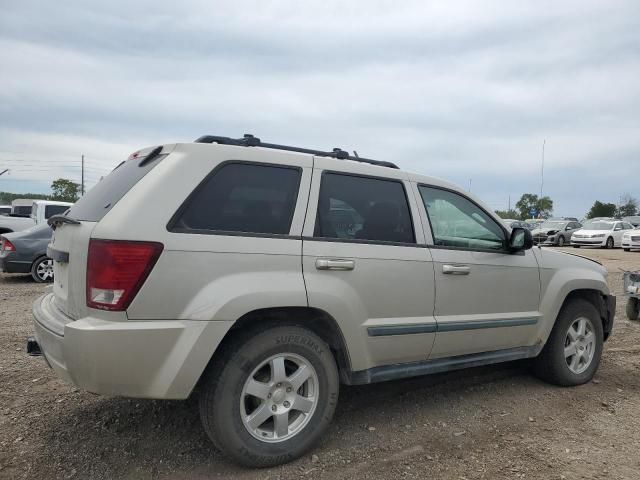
[1,247,640,480]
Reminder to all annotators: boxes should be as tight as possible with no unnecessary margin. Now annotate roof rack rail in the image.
[194,134,399,169]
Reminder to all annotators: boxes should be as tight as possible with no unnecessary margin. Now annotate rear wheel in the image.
[557,236,565,247]
[31,256,53,283]
[573,245,580,248]
[199,325,339,467]
[533,299,603,386]
[627,298,639,321]
[624,248,630,252]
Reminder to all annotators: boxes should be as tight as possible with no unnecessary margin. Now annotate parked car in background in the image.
[31,135,615,467]
[0,205,11,215]
[622,226,640,252]
[11,199,36,216]
[531,220,582,246]
[571,220,635,248]
[0,200,72,234]
[0,225,54,282]
[622,216,640,227]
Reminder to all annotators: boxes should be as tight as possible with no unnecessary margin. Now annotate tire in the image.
[605,237,614,249]
[533,298,603,386]
[30,256,54,283]
[627,298,639,321]
[624,248,630,252]
[557,236,565,247]
[573,245,580,248]
[199,325,339,467]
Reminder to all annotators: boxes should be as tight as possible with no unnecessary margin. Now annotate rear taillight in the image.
[86,240,163,311]
[1,238,15,252]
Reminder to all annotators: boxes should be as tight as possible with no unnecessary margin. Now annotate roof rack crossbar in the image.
[194,134,399,169]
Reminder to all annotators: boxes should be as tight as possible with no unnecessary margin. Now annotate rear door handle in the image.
[315,258,355,271]
[442,264,471,275]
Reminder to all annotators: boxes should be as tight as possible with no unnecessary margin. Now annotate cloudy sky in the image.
[1,0,638,216]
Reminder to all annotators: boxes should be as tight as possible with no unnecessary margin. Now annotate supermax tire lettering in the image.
[276,335,325,356]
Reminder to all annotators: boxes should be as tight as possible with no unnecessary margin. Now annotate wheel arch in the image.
[558,288,613,341]
[196,306,352,393]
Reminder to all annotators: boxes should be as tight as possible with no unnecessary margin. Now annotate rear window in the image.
[12,206,32,215]
[169,162,301,235]
[68,153,166,222]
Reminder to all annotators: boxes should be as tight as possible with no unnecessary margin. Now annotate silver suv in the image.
[31,135,615,467]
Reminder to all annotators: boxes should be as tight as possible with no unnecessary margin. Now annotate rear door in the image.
[414,184,541,359]
[301,158,436,372]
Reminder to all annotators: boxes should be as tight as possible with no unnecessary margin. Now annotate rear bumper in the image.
[32,293,233,399]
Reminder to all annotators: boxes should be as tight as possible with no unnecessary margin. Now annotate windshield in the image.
[539,221,565,230]
[586,222,614,231]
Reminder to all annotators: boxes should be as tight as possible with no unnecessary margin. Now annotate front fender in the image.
[537,266,609,343]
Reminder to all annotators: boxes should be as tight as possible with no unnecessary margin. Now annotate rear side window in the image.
[68,153,167,222]
[45,205,69,219]
[170,162,301,235]
[314,173,415,244]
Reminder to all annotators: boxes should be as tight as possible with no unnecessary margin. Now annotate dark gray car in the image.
[0,225,53,282]
[531,220,582,246]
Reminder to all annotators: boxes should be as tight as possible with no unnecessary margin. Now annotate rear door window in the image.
[314,173,415,244]
[68,153,167,222]
[170,162,301,235]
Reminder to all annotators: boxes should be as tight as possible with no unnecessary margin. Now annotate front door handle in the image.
[315,258,355,271]
[442,264,471,275]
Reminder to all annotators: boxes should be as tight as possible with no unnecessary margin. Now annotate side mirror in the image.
[509,227,533,252]
[565,226,572,231]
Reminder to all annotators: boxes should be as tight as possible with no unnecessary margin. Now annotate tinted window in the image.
[45,205,70,219]
[419,186,505,250]
[68,153,167,222]
[172,163,301,235]
[314,173,415,244]
[13,206,32,215]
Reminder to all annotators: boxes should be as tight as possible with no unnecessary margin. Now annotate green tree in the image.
[51,178,80,203]
[586,200,617,219]
[515,194,554,219]
[617,193,638,217]
[494,209,520,219]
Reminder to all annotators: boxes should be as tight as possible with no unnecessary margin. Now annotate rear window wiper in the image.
[47,215,81,229]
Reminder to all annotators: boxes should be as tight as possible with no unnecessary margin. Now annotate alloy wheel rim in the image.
[607,238,613,248]
[36,259,54,281]
[240,353,319,443]
[564,316,596,374]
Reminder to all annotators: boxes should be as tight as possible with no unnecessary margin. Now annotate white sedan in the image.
[571,220,635,249]
[622,227,640,251]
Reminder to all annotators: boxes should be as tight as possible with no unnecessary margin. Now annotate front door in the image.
[414,184,541,359]
[302,159,436,372]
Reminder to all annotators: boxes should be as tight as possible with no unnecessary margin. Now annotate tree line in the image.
[495,193,638,221]
[0,178,81,205]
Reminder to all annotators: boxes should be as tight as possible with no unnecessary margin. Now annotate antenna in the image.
[540,139,545,199]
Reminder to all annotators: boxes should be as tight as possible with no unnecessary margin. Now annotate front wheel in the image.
[533,299,603,386]
[623,248,630,252]
[573,245,580,248]
[627,298,639,321]
[199,325,339,467]
[31,256,54,283]
[605,237,614,249]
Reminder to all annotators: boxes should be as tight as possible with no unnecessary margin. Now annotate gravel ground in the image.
[1,247,640,480]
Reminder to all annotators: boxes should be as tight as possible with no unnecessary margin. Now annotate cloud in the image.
[0,0,638,216]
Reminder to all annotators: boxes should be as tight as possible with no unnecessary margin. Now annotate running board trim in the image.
[345,345,542,385]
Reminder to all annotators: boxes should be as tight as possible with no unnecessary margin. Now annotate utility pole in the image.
[508,195,511,212]
[81,155,85,196]
[468,178,472,192]
[540,139,545,199]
